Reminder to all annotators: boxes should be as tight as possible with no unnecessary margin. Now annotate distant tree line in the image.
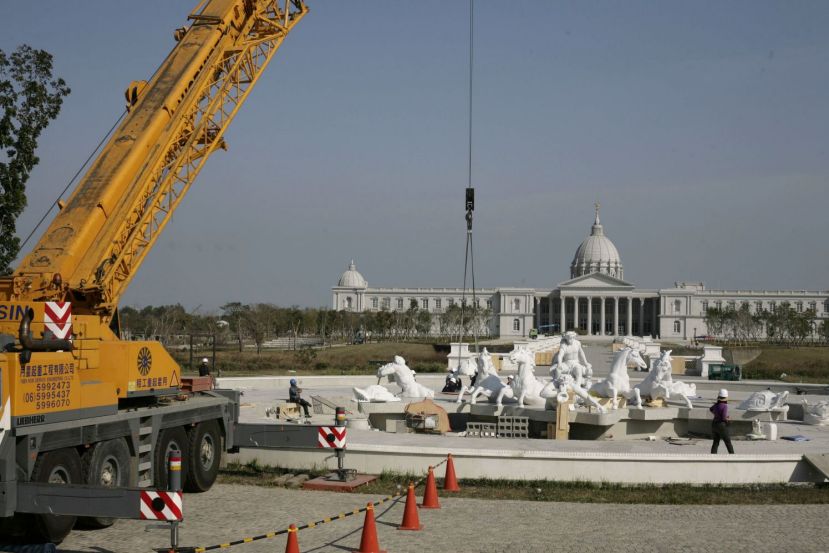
[119,301,493,354]
[703,302,827,346]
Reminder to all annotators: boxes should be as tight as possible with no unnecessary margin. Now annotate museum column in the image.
[560,296,566,333]
[574,296,580,332]
[638,299,644,337]
[613,296,619,336]
[600,297,606,336]
[626,297,633,337]
[587,297,593,336]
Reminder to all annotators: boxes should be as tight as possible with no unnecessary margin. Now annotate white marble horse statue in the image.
[590,347,647,409]
[457,348,507,404]
[496,347,547,407]
[376,355,434,398]
[352,385,400,402]
[632,350,696,409]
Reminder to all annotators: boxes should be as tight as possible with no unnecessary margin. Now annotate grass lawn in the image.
[218,463,829,505]
[742,346,829,383]
[174,340,829,383]
[176,342,446,376]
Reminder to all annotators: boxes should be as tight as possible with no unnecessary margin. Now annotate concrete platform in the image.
[223,373,829,485]
[302,473,378,492]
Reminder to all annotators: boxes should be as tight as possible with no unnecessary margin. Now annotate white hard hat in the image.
[718,388,728,398]
[202,357,209,364]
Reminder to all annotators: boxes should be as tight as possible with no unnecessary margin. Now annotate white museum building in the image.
[332,206,828,341]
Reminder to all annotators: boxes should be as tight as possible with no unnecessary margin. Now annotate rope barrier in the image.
[169,457,451,553]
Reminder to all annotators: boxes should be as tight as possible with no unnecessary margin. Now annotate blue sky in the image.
[3,1,828,311]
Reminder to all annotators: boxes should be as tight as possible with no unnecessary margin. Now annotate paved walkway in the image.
[58,484,829,553]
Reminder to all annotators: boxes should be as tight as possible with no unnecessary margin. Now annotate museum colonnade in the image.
[535,295,659,337]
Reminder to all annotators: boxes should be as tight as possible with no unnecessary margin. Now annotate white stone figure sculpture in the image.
[376,355,434,398]
[352,385,400,402]
[632,350,696,409]
[457,348,507,404]
[590,347,647,409]
[495,347,547,407]
[550,331,593,389]
[802,400,829,425]
[738,390,789,413]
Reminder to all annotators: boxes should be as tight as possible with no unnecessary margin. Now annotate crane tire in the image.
[77,438,131,528]
[185,420,222,492]
[154,426,190,490]
[29,447,83,544]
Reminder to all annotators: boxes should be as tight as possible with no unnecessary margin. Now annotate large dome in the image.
[337,260,367,288]
[570,204,624,279]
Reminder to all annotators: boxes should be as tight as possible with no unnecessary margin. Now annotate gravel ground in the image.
[55,483,829,553]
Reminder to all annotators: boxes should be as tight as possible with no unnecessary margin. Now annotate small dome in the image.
[570,204,623,279]
[337,260,367,288]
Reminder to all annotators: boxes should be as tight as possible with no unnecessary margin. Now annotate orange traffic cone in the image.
[357,503,387,553]
[420,466,440,509]
[398,482,423,531]
[443,453,460,492]
[285,524,300,553]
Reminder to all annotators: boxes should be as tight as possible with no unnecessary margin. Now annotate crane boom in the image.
[4,0,307,321]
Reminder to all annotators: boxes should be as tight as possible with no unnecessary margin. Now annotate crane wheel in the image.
[154,426,190,490]
[29,448,83,544]
[185,420,222,492]
[77,438,132,529]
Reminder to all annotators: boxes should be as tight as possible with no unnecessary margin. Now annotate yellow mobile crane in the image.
[0,0,329,543]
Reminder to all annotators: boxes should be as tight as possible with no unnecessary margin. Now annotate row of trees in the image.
[703,303,828,346]
[120,301,493,353]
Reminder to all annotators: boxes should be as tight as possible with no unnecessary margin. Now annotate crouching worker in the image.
[442,370,462,393]
[289,378,312,419]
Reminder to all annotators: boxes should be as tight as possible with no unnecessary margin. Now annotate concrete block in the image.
[627,407,679,421]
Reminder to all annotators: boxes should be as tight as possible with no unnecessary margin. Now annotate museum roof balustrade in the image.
[361,286,498,293]
[661,288,827,296]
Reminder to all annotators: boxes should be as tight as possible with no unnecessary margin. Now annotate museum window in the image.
[397,298,403,310]
[701,301,708,312]
[486,299,492,309]
[448,298,455,307]
[513,319,520,331]
[345,297,352,310]
[382,298,390,310]
[796,301,803,312]
[715,300,722,309]
[673,300,681,313]
[755,301,763,312]
[422,298,429,309]
[435,298,442,310]
[809,302,816,312]
[673,320,680,333]
[824,300,829,313]
[371,297,378,309]
[727,301,735,310]
[514,299,521,311]
[769,301,776,311]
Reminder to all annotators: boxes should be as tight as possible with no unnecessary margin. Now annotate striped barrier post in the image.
[169,451,182,551]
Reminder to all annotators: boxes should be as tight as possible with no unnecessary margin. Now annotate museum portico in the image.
[533,273,660,337]
[332,205,828,340]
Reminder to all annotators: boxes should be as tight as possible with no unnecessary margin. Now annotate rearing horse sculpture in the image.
[457,348,507,404]
[496,347,546,407]
[376,355,435,398]
[590,347,647,410]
